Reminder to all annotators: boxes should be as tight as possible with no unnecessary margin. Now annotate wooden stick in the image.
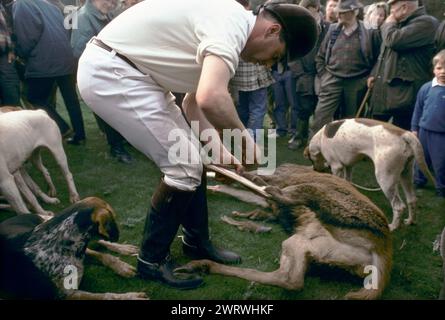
[355,87,372,118]
[205,164,271,198]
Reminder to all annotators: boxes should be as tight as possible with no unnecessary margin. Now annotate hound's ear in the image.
[92,206,119,242]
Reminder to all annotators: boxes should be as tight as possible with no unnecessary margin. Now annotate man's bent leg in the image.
[137,179,203,289]
[181,170,241,265]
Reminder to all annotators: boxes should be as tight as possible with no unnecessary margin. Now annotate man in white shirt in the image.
[77,0,317,289]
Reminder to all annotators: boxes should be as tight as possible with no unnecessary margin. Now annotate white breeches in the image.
[77,42,202,191]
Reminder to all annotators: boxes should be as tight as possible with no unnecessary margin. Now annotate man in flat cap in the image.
[368,0,439,129]
[77,0,318,289]
[308,0,380,139]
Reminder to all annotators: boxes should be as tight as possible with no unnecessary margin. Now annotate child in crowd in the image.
[411,49,445,198]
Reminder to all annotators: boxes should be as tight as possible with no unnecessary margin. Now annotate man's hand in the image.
[240,135,262,170]
[385,14,397,24]
[367,76,375,89]
[7,52,16,64]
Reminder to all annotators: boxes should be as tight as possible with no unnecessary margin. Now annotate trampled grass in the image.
[1,100,444,300]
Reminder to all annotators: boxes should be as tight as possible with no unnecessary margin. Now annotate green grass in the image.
[1,99,444,300]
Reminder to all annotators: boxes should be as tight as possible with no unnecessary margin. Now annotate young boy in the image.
[411,49,445,198]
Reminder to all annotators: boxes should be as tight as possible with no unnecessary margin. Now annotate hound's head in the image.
[82,197,120,242]
[304,132,329,173]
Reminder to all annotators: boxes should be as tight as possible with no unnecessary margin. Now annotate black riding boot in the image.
[137,179,203,289]
[181,173,241,265]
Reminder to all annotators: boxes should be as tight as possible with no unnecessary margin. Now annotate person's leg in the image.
[308,73,342,139]
[94,114,133,164]
[56,74,86,142]
[0,54,20,105]
[271,71,289,137]
[342,76,367,118]
[414,128,431,187]
[236,90,250,127]
[181,169,241,264]
[246,87,267,139]
[372,113,391,123]
[283,71,298,135]
[26,77,71,135]
[392,108,414,130]
[289,93,317,149]
[78,44,204,288]
[427,130,445,197]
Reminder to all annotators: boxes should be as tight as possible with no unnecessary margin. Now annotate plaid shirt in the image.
[230,60,274,92]
[0,4,12,54]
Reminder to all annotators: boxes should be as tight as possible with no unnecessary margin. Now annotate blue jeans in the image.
[271,70,298,136]
[414,128,445,191]
[237,88,268,140]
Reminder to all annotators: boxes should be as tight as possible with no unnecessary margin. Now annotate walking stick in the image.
[355,86,372,118]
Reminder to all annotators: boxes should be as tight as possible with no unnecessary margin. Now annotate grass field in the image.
[2,99,444,300]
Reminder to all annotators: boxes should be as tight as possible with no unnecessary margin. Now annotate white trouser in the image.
[77,43,202,191]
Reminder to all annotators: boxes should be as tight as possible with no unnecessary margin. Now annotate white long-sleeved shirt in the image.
[98,0,256,93]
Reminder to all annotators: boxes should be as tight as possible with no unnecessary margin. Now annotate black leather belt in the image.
[91,38,139,71]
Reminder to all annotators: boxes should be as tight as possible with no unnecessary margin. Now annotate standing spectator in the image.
[13,0,86,144]
[324,0,339,23]
[111,0,139,18]
[270,58,298,138]
[368,0,439,130]
[71,0,133,163]
[0,0,19,105]
[363,2,388,30]
[436,15,445,52]
[231,61,274,140]
[411,50,445,198]
[309,0,380,139]
[288,0,329,149]
[267,0,299,139]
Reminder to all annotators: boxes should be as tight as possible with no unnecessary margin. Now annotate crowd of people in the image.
[1,0,139,164]
[230,0,444,196]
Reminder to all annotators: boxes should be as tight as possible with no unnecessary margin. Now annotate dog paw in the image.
[124,292,149,300]
[207,185,221,192]
[105,292,149,300]
[41,210,54,217]
[70,193,81,203]
[111,243,139,256]
[46,197,60,204]
[38,213,54,221]
[404,218,415,226]
[47,189,57,198]
[388,223,399,232]
[115,263,137,278]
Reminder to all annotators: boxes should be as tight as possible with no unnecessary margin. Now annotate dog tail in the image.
[345,238,393,300]
[403,132,436,187]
